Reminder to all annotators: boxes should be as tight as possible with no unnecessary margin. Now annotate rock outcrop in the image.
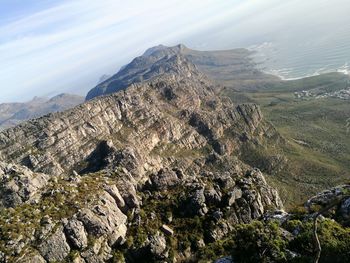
[306,184,350,224]
[0,162,50,208]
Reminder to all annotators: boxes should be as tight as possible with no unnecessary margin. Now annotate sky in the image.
[1,0,349,103]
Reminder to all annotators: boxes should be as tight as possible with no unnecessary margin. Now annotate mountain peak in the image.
[85,51,201,100]
[142,44,188,57]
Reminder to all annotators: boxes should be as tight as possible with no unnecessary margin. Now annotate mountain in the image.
[97,74,112,84]
[0,51,287,262]
[0,46,349,262]
[85,44,278,100]
[0,93,84,131]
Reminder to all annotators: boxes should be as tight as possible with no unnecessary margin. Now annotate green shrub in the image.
[289,219,350,263]
[231,221,288,263]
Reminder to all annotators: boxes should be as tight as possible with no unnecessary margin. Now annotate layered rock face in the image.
[0,51,283,262]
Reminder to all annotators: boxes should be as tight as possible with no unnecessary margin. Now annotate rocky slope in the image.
[0,94,84,131]
[0,50,286,262]
[86,44,278,100]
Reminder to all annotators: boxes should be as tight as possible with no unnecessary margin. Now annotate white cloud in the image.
[1,0,243,102]
[0,0,349,102]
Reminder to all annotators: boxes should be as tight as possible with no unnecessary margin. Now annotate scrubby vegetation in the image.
[108,180,350,263]
[223,72,350,207]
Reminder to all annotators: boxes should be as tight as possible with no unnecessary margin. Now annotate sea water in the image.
[248,18,350,80]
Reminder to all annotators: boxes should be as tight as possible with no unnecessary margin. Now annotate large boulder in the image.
[185,188,208,216]
[64,218,88,249]
[148,232,168,260]
[0,162,50,208]
[37,225,71,262]
[148,168,180,191]
[77,191,127,245]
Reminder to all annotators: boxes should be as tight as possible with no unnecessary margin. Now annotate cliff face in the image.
[0,55,278,178]
[0,52,283,262]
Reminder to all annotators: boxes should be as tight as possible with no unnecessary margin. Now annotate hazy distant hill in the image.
[0,93,84,130]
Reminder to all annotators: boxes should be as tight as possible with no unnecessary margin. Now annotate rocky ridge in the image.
[86,44,277,100]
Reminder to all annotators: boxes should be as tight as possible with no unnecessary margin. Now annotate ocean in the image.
[249,28,350,80]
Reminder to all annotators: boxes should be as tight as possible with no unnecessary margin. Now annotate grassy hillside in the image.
[222,73,350,207]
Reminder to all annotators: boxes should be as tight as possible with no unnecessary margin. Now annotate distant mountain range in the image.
[0,93,84,130]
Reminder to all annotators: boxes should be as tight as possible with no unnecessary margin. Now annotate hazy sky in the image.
[1,0,349,102]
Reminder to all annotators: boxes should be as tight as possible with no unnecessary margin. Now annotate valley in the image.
[222,73,350,206]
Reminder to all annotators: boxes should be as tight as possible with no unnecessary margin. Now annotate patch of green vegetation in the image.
[222,73,350,207]
[232,220,288,262]
[195,218,350,263]
[286,218,350,263]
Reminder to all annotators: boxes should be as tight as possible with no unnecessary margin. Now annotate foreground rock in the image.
[0,162,50,208]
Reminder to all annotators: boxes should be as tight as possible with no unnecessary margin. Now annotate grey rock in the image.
[215,256,233,263]
[205,188,222,206]
[340,197,350,221]
[208,221,231,242]
[161,224,174,236]
[103,184,125,209]
[121,184,140,210]
[0,251,5,263]
[227,187,242,206]
[64,218,88,249]
[212,210,223,222]
[77,191,127,245]
[72,254,86,263]
[263,210,289,224]
[37,225,70,262]
[0,162,50,208]
[148,232,168,260]
[186,188,208,216]
[149,168,179,190]
[81,237,112,263]
[306,184,350,221]
[213,173,236,189]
